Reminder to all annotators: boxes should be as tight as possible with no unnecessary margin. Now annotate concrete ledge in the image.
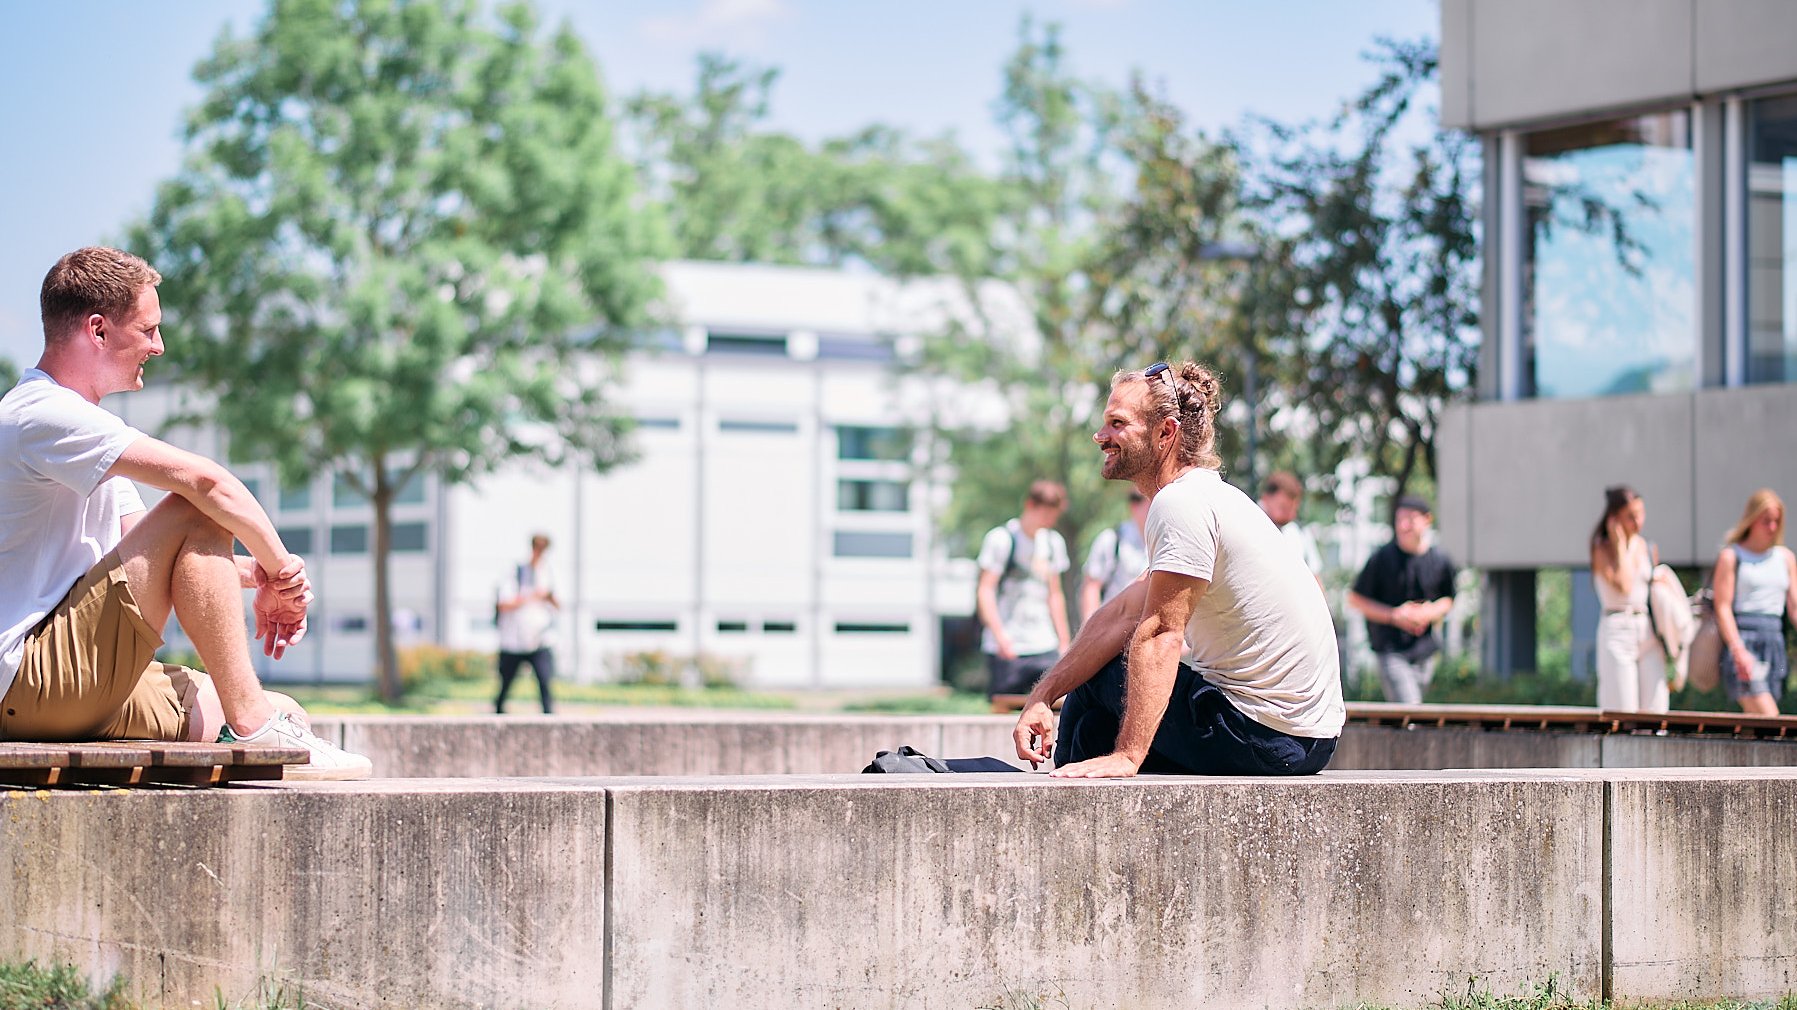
[308,714,1797,779]
[14,768,1795,1007]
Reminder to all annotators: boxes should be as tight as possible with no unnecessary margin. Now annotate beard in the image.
[1101,435,1157,483]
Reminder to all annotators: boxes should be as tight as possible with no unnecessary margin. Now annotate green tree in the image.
[626,54,1007,278]
[920,22,1244,583]
[131,0,664,700]
[0,356,17,391]
[1241,39,1480,514]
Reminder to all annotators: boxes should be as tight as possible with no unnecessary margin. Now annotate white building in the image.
[127,260,1032,690]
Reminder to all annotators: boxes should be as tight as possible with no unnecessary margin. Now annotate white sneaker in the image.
[222,711,374,781]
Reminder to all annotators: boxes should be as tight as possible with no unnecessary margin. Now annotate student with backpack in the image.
[1078,489,1150,621]
[976,481,1072,699]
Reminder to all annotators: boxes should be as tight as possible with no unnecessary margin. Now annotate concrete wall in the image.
[1438,388,1797,568]
[313,714,1797,778]
[1441,0,1797,130]
[10,769,1797,1007]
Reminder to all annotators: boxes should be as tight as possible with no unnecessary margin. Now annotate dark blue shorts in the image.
[1053,652,1336,776]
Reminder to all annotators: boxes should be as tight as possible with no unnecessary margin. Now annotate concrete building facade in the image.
[127,260,1030,690]
[1436,0,1797,673]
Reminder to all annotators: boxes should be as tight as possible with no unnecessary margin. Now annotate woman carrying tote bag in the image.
[1712,489,1797,717]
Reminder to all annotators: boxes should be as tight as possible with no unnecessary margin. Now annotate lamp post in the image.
[1197,241,1263,491]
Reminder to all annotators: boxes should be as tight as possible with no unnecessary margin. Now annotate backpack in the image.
[861,746,1024,774]
[974,523,1024,614]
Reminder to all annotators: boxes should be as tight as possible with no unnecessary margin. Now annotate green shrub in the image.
[0,960,131,1010]
[608,650,750,689]
[397,645,493,691]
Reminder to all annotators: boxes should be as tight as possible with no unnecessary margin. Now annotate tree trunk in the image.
[372,460,401,703]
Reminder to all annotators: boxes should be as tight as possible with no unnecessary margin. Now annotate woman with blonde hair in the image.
[1712,489,1797,716]
[1590,485,1669,711]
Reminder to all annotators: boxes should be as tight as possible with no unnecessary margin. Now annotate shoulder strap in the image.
[997,522,1023,586]
[1115,522,1128,562]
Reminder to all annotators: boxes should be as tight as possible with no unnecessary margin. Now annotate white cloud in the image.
[639,0,794,49]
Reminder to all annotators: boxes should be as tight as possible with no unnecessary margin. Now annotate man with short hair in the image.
[1013,362,1344,778]
[976,480,1072,699]
[1258,470,1324,582]
[1078,489,1150,621]
[0,247,370,778]
[496,532,558,714]
[1347,494,1458,705]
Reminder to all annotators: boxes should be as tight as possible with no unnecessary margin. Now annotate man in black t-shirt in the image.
[1347,495,1458,704]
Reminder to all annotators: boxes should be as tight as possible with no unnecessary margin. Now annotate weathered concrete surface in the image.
[603,773,1603,1009]
[0,779,609,1010]
[1607,768,1797,1001]
[315,714,1797,778]
[1331,725,1602,770]
[330,713,977,777]
[1600,734,1797,768]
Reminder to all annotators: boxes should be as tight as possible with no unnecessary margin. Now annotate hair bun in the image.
[1180,362,1222,419]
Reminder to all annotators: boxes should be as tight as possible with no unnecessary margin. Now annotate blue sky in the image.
[0,0,1439,366]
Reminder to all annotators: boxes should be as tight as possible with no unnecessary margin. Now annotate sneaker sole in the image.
[282,762,374,782]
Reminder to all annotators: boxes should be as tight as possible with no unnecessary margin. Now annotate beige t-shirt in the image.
[1145,468,1345,738]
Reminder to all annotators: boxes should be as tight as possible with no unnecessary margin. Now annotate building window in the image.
[816,335,895,362]
[717,619,749,633]
[330,524,369,555]
[333,473,366,507]
[390,521,428,552]
[833,531,913,558]
[836,425,910,461]
[332,614,368,633]
[393,471,426,505]
[837,478,910,512]
[1749,93,1797,384]
[594,618,679,632]
[707,331,788,356]
[634,417,681,430]
[278,526,315,555]
[1523,111,1695,398]
[834,621,910,634]
[279,481,312,512]
[762,619,797,634]
[719,419,799,434]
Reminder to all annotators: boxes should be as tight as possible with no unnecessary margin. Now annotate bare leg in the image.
[118,495,276,735]
[1740,691,1780,716]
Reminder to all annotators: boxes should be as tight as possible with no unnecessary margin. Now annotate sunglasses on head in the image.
[1144,361,1171,382]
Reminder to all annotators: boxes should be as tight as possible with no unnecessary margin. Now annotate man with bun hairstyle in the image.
[0,247,371,778]
[1012,361,1344,777]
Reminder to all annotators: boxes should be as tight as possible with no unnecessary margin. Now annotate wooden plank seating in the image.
[989,695,1797,742]
[0,740,309,788]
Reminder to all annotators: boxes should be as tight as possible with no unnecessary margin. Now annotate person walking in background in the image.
[1348,495,1457,704]
[1712,489,1797,717]
[1588,486,1669,712]
[1078,489,1150,621]
[496,533,558,714]
[1258,471,1324,584]
[976,480,1072,699]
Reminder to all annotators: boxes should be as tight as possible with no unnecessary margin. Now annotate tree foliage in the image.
[131,0,664,700]
[1240,39,1480,514]
[0,357,17,391]
[920,20,1244,575]
[625,54,1007,278]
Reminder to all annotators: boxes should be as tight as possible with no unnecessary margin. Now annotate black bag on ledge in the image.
[861,746,1024,774]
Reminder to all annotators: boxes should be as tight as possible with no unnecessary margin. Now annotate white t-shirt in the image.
[976,519,1069,656]
[1145,468,1344,738]
[1083,521,1149,603]
[498,558,557,653]
[0,370,147,694]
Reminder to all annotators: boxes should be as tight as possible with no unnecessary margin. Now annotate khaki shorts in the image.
[0,550,197,742]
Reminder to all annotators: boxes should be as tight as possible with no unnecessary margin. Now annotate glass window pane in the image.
[390,521,428,552]
[333,473,366,507]
[279,481,312,511]
[330,524,368,555]
[837,426,910,461]
[277,526,315,556]
[837,478,910,512]
[832,531,913,558]
[1749,94,1797,384]
[1523,111,1695,398]
[393,471,427,505]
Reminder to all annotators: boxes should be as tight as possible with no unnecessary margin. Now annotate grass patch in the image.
[275,677,798,715]
[841,692,994,715]
[0,961,129,1010]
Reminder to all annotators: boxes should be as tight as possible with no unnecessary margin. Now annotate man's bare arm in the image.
[1051,570,1206,779]
[107,436,298,587]
[1013,578,1149,766]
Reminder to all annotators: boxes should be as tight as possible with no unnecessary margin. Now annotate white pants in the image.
[1596,611,1668,713]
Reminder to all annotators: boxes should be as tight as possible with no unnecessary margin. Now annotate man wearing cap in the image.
[1347,494,1458,704]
